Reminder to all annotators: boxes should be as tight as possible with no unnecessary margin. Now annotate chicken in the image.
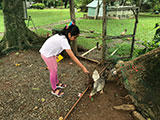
[121,29,127,36]
[89,69,105,97]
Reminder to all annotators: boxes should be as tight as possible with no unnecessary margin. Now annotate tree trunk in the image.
[0,0,44,54]
[64,0,68,8]
[69,0,77,55]
[113,47,160,120]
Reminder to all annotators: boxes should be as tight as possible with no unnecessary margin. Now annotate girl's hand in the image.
[82,66,89,74]
[65,49,89,74]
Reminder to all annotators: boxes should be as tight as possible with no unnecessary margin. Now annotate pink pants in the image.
[41,54,59,90]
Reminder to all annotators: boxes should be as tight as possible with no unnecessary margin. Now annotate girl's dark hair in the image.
[59,24,80,42]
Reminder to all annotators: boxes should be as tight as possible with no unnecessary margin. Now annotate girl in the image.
[40,21,89,97]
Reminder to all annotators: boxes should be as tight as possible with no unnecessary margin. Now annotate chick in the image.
[89,70,105,97]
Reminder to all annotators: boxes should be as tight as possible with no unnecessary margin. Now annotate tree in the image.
[69,0,77,55]
[110,47,160,120]
[0,0,2,9]
[0,0,44,54]
[63,0,68,8]
[80,0,92,12]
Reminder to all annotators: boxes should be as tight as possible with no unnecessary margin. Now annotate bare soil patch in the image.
[0,49,134,120]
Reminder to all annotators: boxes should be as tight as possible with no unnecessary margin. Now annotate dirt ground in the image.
[0,48,134,120]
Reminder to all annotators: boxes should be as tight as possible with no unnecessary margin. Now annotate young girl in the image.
[40,21,89,97]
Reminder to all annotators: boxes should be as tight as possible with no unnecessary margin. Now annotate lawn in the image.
[0,9,159,42]
[0,10,3,32]
[0,9,84,32]
[0,9,160,57]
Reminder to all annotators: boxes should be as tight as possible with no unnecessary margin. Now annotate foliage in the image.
[0,0,2,9]
[140,40,159,54]
[32,3,45,9]
[77,0,92,12]
[108,43,131,56]
[139,22,160,54]
[153,4,160,13]
[142,0,160,12]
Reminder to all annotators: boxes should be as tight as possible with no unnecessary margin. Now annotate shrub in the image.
[32,3,45,9]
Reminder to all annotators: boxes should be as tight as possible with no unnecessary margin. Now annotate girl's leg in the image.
[41,54,59,90]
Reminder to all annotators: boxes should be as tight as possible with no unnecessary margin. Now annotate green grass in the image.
[0,10,4,32]
[0,9,84,32]
[33,28,52,37]
[0,10,160,58]
[50,15,160,58]
[26,9,83,27]
[0,9,159,42]
[53,16,160,43]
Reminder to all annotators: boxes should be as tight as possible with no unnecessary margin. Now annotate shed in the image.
[86,0,135,19]
[86,0,103,17]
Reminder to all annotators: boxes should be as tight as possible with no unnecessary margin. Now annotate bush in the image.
[32,3,45,9]
[153,4,160,13]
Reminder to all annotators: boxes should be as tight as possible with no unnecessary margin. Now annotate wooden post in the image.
[101,0,107,64]
[94,0,100,20]
[130,8,139,58]
[69,0,78,55]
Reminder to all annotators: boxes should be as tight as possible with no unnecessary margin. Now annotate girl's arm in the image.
[65,49,89,73]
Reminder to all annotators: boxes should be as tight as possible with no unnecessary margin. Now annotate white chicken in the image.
[89,69,105,97]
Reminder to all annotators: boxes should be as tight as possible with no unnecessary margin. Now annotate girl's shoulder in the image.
[56,34,67,40]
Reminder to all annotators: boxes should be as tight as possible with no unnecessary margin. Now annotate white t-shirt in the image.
[39,34,71,58]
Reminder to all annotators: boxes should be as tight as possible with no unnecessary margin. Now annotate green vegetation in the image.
[33,28,52,37]
[0,10,3,32]
[0,9,84,32]
[0,9,160,58]
[31,3,45,9]
[26,9,83,28]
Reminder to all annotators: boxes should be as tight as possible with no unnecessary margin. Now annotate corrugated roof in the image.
[86,0,102,8]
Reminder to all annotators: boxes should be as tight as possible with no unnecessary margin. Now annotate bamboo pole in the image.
[105,34,134,40]
[101,0,107,65]
[77,55,100,64]
[63,86,89,120]
[81,46,97,57]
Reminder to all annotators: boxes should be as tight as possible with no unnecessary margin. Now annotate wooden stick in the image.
[63,86,89,120]
[77,55,100,64]
[99,66,108,75]
[63,66,106,120]
[105,34,134,40]
[110,48,120,56]
[81,46,97,57]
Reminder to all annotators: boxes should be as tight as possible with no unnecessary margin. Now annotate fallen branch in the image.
[132,111,146,120]
[113,104,135,111]
[77,55,100,64]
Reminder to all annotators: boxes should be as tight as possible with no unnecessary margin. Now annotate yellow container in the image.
[56,55,63,62]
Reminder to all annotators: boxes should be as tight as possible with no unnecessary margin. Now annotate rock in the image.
[115,60,124,68]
